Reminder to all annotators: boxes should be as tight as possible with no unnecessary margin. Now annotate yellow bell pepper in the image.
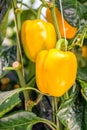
[36,49,77,97]
[21,19,56,62]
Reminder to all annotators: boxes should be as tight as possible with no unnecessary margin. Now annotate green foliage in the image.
[78,0,87,3]
[58,86,83,130]
[0,111,39,129]
[0,89,21,118]
[21,9,37,24]
[77,67,87,81]
[83,100,87,130]
[0,10,9,43]
[0,0,11,43]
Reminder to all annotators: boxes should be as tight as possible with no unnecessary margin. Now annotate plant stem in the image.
[27,119,57,130]
[52,97,60,130]
[11,0,24,75]
[17,1,37,15]
[16,70,29,110]
[37,4,43,19]
[56,38,68,51]
[11,0,21,62]
[50,0,61,39]
[64,92,69,100]
[35,94,43,105]
[52,97,56,123]
[41,118,59,130]
[11,0,29,110]
[54,97,60,129]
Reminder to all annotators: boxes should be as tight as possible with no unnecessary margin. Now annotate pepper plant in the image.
[0,0,87,130]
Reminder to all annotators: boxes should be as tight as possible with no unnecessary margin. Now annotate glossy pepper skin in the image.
[21,19,56,62]
[46,7,77,39]
[36,49,77,97]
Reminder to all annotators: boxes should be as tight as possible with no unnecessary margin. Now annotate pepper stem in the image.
[50,4,61,39]
[56,39,68,51]
[37,4,43,19]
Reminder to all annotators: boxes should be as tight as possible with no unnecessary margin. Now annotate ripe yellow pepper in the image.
[36,49,77,97]
[46,7,77,39]
[21,19,56,62]
[82,45,87,58]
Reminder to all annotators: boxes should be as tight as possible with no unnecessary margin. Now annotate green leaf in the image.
[0,9,10,43]
[0,45,17,79]
[0,0,11,43]
[0,111,56,130]
[0,127,14,130]
[25,60,35,86]
[14,125,31,130]
[0,111,39,129]
[0,0,11,22]
[0,88,58,130]
[0,45,17,65]
[0,87,42,118]
[77,79,87,100]
[57,87,83,130]
[0,90,21,118]
[77,67,87,81]
[26,125,33,130]
[21,9,37,24]
[78,0,87,3]
[30,0,35,4]
[83,100,87,130]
